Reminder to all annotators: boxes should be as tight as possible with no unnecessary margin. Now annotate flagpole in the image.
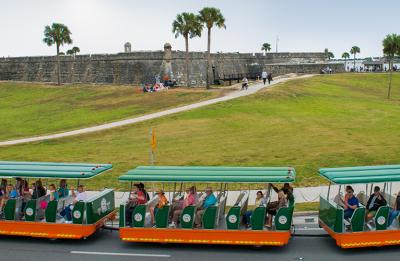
[149,128,154,165]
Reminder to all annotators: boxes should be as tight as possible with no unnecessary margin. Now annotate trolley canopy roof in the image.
[319,165,400,184]
[119,166,295,183]
[0,161,112,179]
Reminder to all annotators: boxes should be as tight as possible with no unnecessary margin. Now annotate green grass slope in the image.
[0,82,226,140]
[0,73,399,189]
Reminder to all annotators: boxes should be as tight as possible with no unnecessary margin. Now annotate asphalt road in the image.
[1,229,400,261]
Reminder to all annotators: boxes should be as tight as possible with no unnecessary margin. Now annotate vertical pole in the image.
[149,128,154,166]
[327,183,331,199]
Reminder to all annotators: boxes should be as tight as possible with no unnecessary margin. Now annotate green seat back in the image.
[132,204,146,227]
[251,206,266,230]
[72,201,85,224]
[275,206,294,231]
[202,205,218,229]
[350,207,365,232]
[180,205,196,229]
[45,200,58,223]
[226,206,241,230]
[375,206,390,230]
[155,205,170,228]
[4,199,17,220]
[24,199,37,222]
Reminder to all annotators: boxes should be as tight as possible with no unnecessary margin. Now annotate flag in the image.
[151,128,157,151]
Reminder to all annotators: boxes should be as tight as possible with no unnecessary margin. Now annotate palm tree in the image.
[198,7,226,89]
[67,46,80,56]
[350,46,360,71]
[172,13,203,87]
[342,52,350,71]
[327,52,334,60]
[261,43,271,54]
[383,34,400,99]
[43,23,73,85]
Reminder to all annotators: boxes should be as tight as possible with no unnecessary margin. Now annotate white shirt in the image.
[262,71,268,78]
[76,191,87,202]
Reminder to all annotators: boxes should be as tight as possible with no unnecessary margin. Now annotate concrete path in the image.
[0,74,314,147]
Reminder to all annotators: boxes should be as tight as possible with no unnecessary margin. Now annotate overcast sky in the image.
[1,0,399,58]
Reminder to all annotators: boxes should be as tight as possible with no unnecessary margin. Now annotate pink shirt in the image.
[183,193,195,208]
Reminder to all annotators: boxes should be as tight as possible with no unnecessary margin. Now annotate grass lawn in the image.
[0,73,399,190]
[0,82,228,140]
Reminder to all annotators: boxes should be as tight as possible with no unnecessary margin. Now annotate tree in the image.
[172,13,203,87]
[67,46,80,56]
[43,23,73,85]
[261,43,271,54]
[327,52,335,60]
[383,33,400,99]
[342,52,350,70]
[350,46,360,71]
[199,7,226,89]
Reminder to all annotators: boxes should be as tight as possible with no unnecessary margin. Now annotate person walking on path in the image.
[242,77,249,90]
[261,71,268,85]
[267,72,273,84]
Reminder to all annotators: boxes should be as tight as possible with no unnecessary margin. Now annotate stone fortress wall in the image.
[0,44,344,86]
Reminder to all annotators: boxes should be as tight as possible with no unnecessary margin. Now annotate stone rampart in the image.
[0,45,336,86]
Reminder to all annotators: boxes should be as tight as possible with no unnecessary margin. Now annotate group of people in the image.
[169,186,217,229]
[124,182,292,229]
[340,185,400,227]
[242,183,293,228]
[241,71,273,90]
[0,178,86,223]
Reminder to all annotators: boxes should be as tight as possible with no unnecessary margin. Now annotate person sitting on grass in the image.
[265,190,287,228]
[149,189,168,227]
[365,186,387,222]
[60,185,87,224]
[194,187,217,228]
[242,191,267,228]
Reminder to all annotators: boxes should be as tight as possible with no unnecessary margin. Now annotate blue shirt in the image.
[346,196,359,213]
[9,189,18,199]
[203,193,217,208]
[58,187,69,198]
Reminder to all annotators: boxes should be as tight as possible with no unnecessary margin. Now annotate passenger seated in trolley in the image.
[58,179,69,198]
[389,190,400,226]
[125,183,148,226]
[365,186,387,222]
[266,189,287,228]
[169,186,196,228]
[242,190,267,228]
[60,185,87,223]
[149,189,168,227]
[32,180,46,199]
[271,183,294,204]
[340,186,359,219]
[194,187,217,228]
[0,184,18,216]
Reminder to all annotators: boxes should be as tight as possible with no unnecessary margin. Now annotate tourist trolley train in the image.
[4,160,400,251]
[118,166,295,246]
[318,165,400,248]
[0,161,117,239]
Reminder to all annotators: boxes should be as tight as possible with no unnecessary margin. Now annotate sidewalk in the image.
[0,74,314,147]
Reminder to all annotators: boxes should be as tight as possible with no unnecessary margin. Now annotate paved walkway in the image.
[0,74,314,147]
